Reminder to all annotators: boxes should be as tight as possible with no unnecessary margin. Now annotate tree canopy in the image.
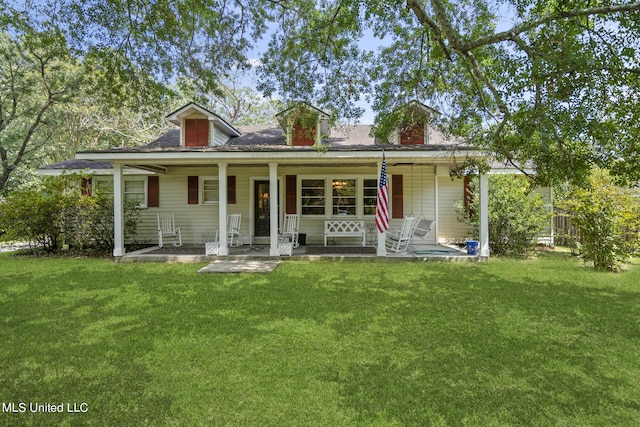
[3,0,640,185]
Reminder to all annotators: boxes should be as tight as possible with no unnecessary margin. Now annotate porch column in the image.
[479,173,490,258]
[218,162,229,256]
[376,159,387,257]
[269,163,279,256]
[113,163,125,257]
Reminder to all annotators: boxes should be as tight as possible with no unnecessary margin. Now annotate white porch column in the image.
[269,162,279,256]
[218,162,229,256]
[479,173,490,258]
[113,163,125,257]
[376,159,387,257]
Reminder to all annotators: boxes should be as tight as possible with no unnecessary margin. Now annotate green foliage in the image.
[456,175,552,255]
[0,28,80,193]
[0,177,73,250]
[4,0,640,187]
[0,175,141,252]
[560,168,640,272]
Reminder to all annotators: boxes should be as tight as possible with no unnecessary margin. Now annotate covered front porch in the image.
[97,151,491,259]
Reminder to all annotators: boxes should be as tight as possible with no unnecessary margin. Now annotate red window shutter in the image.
[285,175,297,214]
[227,176,236,204]
[400,122,424,145]
[185,119,209,146]
[81,177,92,196]
[148,176,159,207]
[188,176,199,204]
[292,121,315,146]
[391,174,404,219]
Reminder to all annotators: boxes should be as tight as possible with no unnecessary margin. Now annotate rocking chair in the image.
[157,213,182,248]
[385,215,416,255]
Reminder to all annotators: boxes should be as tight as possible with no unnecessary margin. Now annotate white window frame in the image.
[200,176,219,205]
[93,176,149,208]
[298,176,378,218]
[124,178,148,208]
[299,177,326,217]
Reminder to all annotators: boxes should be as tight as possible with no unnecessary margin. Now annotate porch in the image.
[119,243,480,263]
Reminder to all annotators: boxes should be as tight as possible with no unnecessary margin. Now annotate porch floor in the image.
[120,243,479,263]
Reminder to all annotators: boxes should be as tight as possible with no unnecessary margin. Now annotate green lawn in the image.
[1,253,639,426]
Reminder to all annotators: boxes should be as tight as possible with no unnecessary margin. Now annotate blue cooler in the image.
[466,240,479,255]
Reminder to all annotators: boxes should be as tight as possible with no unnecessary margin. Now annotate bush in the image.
[0,176,141,253]
[456,175,552,256]
[561,168,640,272]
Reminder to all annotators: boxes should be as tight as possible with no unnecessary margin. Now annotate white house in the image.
[40,101,505,258]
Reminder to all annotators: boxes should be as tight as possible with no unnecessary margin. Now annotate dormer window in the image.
[166,102,240,147]
[292,119,316,146]
[400,122,425,145]
[376,100,441,145]
[185,119,209,146]
[276,102,330,147]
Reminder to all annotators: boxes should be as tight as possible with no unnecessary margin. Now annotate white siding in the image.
[437,176,472,244]
[96,163,477,246]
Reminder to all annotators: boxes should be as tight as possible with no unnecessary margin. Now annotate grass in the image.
[1,253,640,426]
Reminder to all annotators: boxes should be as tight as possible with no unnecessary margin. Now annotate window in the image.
[201,177,219,204]
[301,179,325,215]
[400,122,425,145]
[124,179,146,207]
[332,179,356,215]
[363,179,378,215]
[292,119,315,146]
[91,177,150,208]
[185,119,209,146]
[92,177,113,194]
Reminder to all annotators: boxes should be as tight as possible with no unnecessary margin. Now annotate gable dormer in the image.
[166,103,240,147]
[393,100,441,145]
[276,102,330,147]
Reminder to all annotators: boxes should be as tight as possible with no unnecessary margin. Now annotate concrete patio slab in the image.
[197,259,282,274]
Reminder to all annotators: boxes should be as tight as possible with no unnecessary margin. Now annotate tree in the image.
[257,0,640,185]
[455,175,552,256]
[6,0,640,185]
[176,73,283,126]
[0,29,79,194]
[560,168,640,272]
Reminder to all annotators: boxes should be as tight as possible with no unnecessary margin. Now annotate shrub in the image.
[456,175,552,256]
[561,168,640,272]
[0,176,141,253]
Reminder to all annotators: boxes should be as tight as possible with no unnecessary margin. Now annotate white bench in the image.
[324,220,366,246]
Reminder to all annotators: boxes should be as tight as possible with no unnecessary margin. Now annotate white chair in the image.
[227,214,242,247]
[413,219,435,240]
[157,213,182,248]
[385,215,416,254]
[279,214,300,249]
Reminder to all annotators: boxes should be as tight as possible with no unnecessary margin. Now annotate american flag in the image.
[375,153,389,233]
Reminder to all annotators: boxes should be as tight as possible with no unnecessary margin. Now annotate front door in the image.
[254,180,279,237]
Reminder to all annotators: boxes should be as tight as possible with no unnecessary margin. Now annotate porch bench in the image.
[324,220,366,246]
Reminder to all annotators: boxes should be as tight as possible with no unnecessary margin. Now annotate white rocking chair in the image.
[385,215,416,255]
[157,213,182,248]
[279,214,300,249]
[227,214,242,247]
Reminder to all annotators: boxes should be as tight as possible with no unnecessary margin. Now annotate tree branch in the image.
[464,2,640,51]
